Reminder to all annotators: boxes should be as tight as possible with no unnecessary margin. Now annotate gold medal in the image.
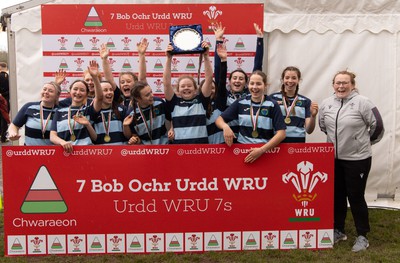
[70,134,76,142]
[104,135,111,143]
[284,117,291,124]
[252,130,259,138]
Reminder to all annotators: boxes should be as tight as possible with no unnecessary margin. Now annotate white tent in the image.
[2,0,399,207]
[264,0,400,208]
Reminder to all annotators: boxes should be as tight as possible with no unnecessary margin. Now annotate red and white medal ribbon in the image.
[137,103,153,144]
[40,102,53,139]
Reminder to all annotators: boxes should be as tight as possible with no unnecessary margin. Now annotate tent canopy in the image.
[265,0,400,33]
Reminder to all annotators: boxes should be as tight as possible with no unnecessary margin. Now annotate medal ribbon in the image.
[250,96,264,133]
[40,102,53,139]
[137,103,153,143]
[101,110,112,138]
[283,95,298,118]
[67,105,84,138]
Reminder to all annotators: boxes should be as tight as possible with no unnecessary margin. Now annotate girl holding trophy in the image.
[163,37,213,144]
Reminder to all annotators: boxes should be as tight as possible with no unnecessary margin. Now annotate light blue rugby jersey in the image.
[167,93,210,144]
[270,92,311,143]
[207,107,224,144]
[129,97,169,145]
[91,105,128,145]
[51,105,95,145]
[12,101,58,145]
[226,90,249,137]
[221,94,286,144]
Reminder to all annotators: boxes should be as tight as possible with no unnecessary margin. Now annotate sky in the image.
[0,0,28,50]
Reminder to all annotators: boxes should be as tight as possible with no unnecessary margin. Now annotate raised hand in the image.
[254,23,263,38]
[213,22,225,41]
[87,60,99,77]
[201,41,210,57]
[55,69,66,85]
[137,38,149,55]
[99,43,110,60]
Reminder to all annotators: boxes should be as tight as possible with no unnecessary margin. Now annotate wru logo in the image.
[282,161,328,207]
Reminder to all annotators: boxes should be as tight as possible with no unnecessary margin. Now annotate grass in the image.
[0,208,399,262]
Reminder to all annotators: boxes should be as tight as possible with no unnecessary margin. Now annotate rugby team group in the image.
[2,22,385,252]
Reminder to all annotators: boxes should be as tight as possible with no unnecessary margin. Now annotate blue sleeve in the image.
[270,99,286,131]
[58,98,72,108]
[120,104,128,119]
[161,99,171,121]
[253,37,264,72]
[12,102,31,127]
[114,85,122,103]
[89,107,100,122]
[215,61,228,111]
[214,40,224,88]
[220,100,240,123]
[50,109,60,131]
[126,108,138,135]
[199,92,211,110]
[165,94,178,114]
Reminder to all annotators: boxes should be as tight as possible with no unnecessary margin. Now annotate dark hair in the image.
[280,66,301,97]
[100,81,122,120]
[229,69,248,83]
[199,79,216,118]
[130,81,156,124]
[130,81,149,100]
[249,70,267,85]
[69,79,89,93]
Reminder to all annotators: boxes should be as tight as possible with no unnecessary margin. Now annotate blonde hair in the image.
[44,81,62,104]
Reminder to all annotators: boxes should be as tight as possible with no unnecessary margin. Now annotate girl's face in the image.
[84,73,95,95]
[137,85,154,108]
[102,83,114,107]
[70,82,88,105]
[178,78,197,100]
[229,71,246,93]
[283,70,299,95]
[119,74,135,98]
[248,74,266,102]
[41,84,59,106]
[333,74,353,99]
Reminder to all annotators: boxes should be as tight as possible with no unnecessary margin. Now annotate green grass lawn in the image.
[0,208,399,262]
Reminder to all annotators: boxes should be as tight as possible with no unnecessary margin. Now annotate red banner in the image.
[2,143,334,256]
[40,4,264,98]
[41,4,263,34]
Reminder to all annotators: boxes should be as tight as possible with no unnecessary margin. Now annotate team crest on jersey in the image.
[261,109,269,116]
[296,101,303,106]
